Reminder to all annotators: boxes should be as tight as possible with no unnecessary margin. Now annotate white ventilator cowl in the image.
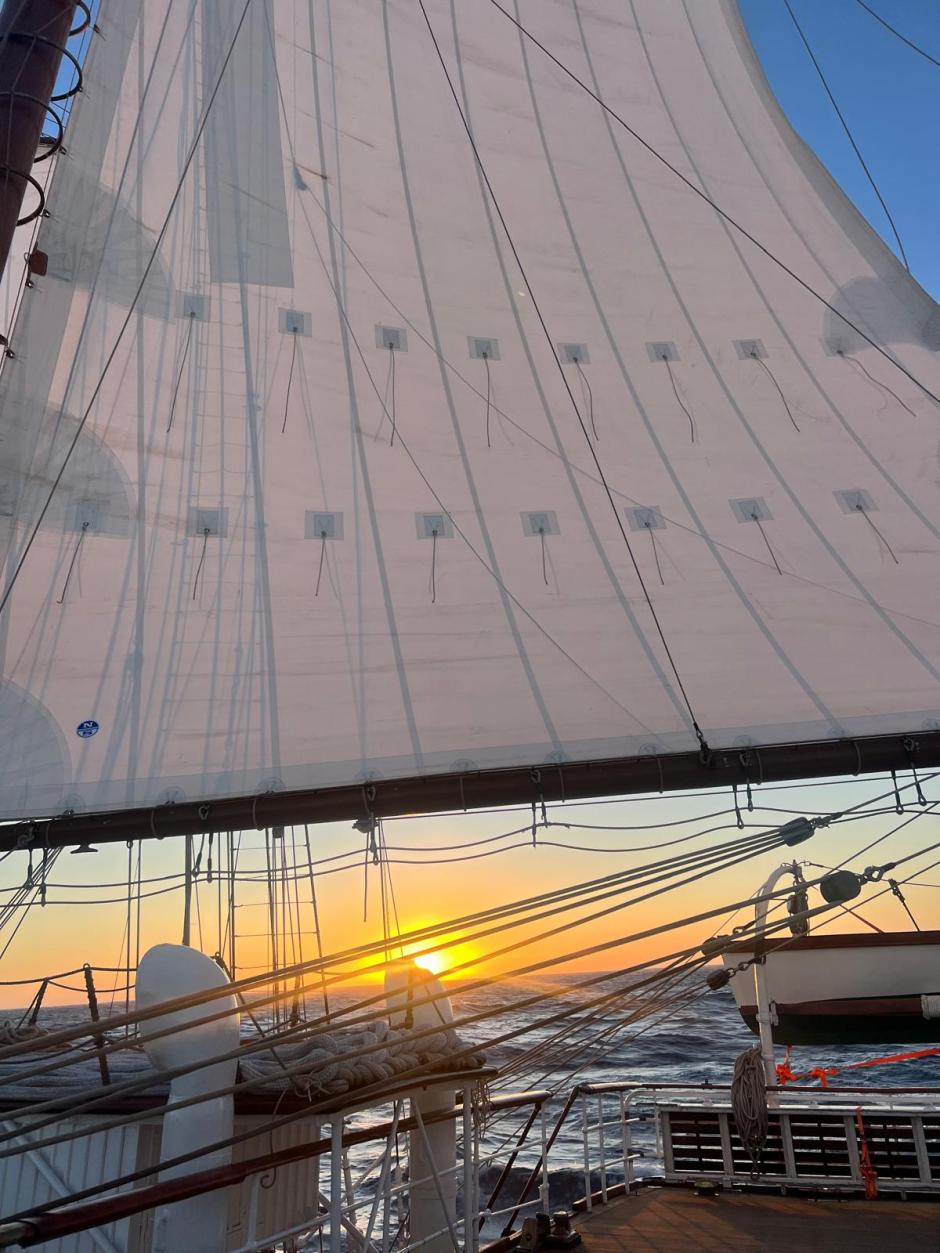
[136,944,239,1253]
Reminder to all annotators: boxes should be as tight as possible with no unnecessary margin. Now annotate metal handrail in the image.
[1,1073,937,1249]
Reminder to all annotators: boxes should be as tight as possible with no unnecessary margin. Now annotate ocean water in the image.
[9,974,938,1144]
[3,975,936,1237]
[444,973,940,1198]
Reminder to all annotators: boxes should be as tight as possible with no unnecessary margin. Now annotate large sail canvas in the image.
[0,0,938,821]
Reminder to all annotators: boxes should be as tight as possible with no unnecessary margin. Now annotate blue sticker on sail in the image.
[76,720,100,739]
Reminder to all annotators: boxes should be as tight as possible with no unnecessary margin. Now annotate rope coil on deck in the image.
[731,1045,768,1171]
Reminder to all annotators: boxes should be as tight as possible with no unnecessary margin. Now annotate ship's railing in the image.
[0,1074,555,1252]
[2,1077,939,1249]
[229,1080,557,1253]
[569,1080,940,1202]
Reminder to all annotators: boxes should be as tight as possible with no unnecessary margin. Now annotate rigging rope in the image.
[645,519,665,586]
[281,327,299,434]
[9,884,874,1222]
[2,863,865,1154]
[418,0,710,753]
[0,955,706,1215]
[0,840,817,1120]
[782,0,909,271]
[165,310,196,434]
[303,824,330,1019]
[191,527,210,600]
[0,781,927,1097]
[853,0,940,67]
[264,29,819,730]
[751,511,783,577]
[55,522,88,605]
[0,0,253,621]
[487,0,938,405]
[731,1045,768,1171]
[511,884,765,1091]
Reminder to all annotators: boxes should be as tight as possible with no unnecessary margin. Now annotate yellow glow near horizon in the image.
[413,951,446,976]
[1,777,936,1010]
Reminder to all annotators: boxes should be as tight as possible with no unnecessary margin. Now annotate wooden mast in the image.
[0,0,81,282]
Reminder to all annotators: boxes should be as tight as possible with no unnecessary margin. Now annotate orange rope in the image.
[775,1046,796,1086]
[854,1107,879,1199]
[777,1043,940,1087]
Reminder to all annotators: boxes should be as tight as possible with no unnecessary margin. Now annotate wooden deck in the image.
[576,1187,940,1250]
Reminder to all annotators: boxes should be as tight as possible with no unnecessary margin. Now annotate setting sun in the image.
[413,951,447,976]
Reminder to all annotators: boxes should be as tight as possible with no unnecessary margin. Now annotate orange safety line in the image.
[854,1106,879,1199]
[777,1042,940,1087]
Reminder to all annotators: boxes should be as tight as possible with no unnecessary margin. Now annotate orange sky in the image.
[0,773,937,1010]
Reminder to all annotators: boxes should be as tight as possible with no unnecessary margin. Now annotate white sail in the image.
[0,0,937,821]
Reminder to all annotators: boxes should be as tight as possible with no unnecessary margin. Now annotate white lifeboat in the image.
[719,864,940,1045]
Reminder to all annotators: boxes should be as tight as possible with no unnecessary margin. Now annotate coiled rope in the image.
[731,1044,768,1172]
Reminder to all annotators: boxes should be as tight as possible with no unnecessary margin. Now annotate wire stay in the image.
[166,311,196,434]
[781,0,909,271]
[281,327,299,434]
[55,521,89,604]
[486,0,938,406]
[419,0,711,753]
[192,527,211,601]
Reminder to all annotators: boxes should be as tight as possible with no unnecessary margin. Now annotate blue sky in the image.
[740,0,939,299]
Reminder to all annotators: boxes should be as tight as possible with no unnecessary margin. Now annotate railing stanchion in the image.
[366,1101,401,1253]
[620,1092,630,1193]
[462,1088,474,1252]
[597,1094,607,1204]
[330,1116,344,1253]
[581,1094,592,1212]
[538,1103,549,1215]
[473,1101,481,1253]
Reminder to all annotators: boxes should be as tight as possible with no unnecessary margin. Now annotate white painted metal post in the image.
[538,1105,549,1214]
[620,1093,631,1193]
[597,1095,607,1204]
[366,1104,400,1253]
[472,1102,480,1253]
[753,959,778,1092]
[331,1116,344,1253]
[581,1095,592,1212]
[394,1128,404,1240]
[752,863,800,1099]
[462,1088,474,1252]
[182,836,193,947]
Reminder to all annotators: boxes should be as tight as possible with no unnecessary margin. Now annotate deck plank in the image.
[576,1188,939,1251]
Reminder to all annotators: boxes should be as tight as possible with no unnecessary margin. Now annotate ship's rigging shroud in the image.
[0,0,938,832]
